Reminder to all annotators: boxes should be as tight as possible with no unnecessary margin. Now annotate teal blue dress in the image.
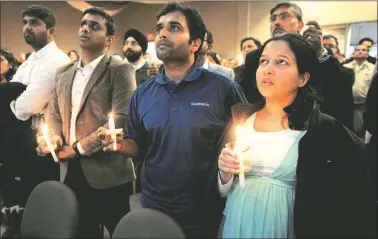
[221,114,307,238]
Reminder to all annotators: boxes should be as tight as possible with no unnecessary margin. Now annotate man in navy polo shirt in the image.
[99,2,247,238]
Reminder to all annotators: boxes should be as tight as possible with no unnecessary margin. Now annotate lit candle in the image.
[42,125,58,162]
[108,113,117,150]
[235,125,245,187]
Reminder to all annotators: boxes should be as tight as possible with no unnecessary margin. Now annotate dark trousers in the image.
[354,103,366,137]
[64,158,132,238]
[134,159,142,194]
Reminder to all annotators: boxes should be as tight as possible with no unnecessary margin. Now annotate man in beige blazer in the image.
[39,7,136,238]
[198,31,235,80]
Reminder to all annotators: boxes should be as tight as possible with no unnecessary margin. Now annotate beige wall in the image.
[322,26,348,55]
[0,1,239,59]
[247,1,378,45]
[1,1,377,60]
[0,1,166,57]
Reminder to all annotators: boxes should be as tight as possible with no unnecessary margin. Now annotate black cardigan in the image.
[364,72,377,196]
[0,82,27,164]
[220,101,376,238]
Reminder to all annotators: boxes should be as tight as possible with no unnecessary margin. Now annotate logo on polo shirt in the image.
[191,102,210,107]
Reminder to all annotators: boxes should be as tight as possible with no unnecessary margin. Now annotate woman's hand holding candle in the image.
[218,125,250,187]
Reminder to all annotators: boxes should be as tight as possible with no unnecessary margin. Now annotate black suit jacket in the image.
[0,82,59,190]
[135,61,149,86]
[233,65,244,83]
[240,48,355,130]
[0,82,28,165]
[364,72,377,194]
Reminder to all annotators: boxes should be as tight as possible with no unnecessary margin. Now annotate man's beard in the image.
[124,49,142,63]
[24,32,47,50]
[156,43,191,63]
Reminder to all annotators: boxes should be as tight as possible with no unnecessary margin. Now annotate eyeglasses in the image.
[124,40,140,47]
[270,12,295,22]
[323,43,336,49]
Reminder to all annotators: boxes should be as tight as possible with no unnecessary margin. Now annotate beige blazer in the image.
[208,61,235,80]
[47,54,137,189]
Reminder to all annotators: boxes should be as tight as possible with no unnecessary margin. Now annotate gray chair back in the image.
[21,181,79,238]
[112,208,185,238]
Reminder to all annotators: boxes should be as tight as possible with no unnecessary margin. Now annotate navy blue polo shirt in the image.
[125,63,247,222]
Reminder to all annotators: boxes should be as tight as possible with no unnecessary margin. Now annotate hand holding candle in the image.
[108,113,117,150]
[235,125,246,187]
[106,113,123,151]
[41,125,59,162]
[219,125,251,185]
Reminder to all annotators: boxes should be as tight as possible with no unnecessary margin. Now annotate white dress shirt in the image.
[202,58,210,69]
[344,60,375,104]
[131,58,147,71]
[10,41,71,120]
[69,54,105,155]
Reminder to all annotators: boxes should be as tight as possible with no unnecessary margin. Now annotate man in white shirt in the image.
[10,6,70,121]
[344,44,375,135]
[38,7,136,238]
[123,28,150,86]
[0,5,70,238]
[344,44,375,105]
[198,31,235,80]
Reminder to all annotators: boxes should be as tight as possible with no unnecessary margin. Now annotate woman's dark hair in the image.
[208,52,221,65]
[67,50,79,60]
[0,47,18,82]
[206,30,214,45]
[259,33,322,130]
[157,2,207,60]
[25,52,32,60]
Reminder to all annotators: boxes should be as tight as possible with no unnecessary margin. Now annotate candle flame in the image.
[109,113,113,119]
[43,124,48,136]
[235,124,246,187]
[236,124,248,151]
[236,125,243,138]
[41,124,59,162]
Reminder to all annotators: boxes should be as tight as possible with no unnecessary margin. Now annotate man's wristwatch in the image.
[72,141,83,157]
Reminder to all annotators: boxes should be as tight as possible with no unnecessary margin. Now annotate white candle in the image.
[235,125,245,187]
[42,125,58,162]
[108,113,117,150]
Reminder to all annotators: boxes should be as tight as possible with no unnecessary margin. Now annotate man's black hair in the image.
[240,37,262,51]
[323,34,339,47]
[83,7,116,36]
[157,2,207,59]
[22,5,56,29]
[359,37,374,46]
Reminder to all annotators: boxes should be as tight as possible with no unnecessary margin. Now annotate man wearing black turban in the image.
[123,28,150,86]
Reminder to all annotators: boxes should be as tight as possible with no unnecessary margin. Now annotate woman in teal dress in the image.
[217,34,375,238]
